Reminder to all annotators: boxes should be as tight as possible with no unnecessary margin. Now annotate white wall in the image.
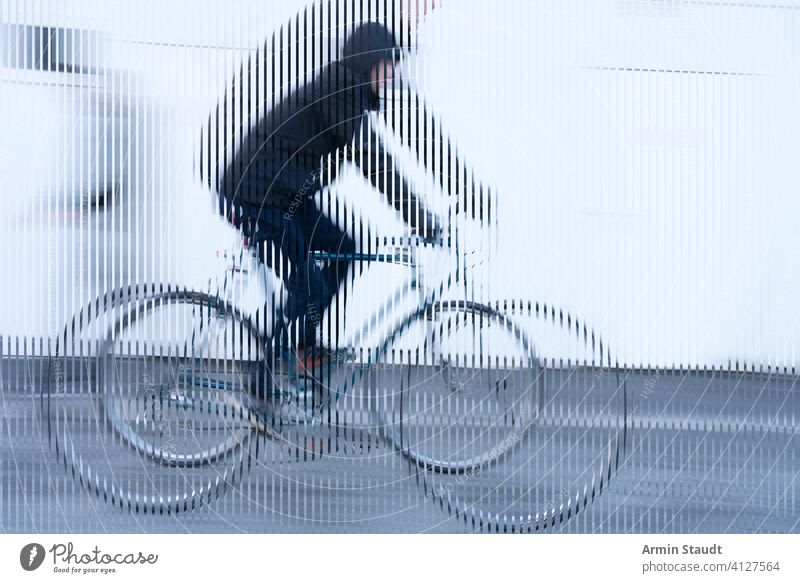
[3,0,800,368]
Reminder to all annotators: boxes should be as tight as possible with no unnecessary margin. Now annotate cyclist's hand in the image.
[415,221,444,245]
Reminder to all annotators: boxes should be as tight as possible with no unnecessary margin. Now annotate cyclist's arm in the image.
[380,92,491,223]
[353,128,441,242]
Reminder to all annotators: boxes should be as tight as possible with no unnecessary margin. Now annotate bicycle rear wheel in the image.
[45,285,273,514]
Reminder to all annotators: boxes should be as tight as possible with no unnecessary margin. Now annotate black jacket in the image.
[206,22,437,238]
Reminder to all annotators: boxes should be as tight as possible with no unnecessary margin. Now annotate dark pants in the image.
[249,204,355,350]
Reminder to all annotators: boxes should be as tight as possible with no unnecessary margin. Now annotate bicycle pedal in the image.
[276,389,318,425]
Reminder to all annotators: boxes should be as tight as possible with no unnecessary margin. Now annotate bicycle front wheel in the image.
[370,300,540,474]
[369,300,627,532]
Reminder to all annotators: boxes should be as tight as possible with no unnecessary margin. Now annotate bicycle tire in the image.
[369,300,540,474]
[369,299,627,532]
[44,284,272,514]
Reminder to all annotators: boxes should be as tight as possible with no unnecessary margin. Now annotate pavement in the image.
[1,355,797,533]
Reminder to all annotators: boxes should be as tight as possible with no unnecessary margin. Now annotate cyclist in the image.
[203,15,480,389]
[200,3,490,396]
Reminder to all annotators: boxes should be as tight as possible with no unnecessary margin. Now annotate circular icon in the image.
[20,543,46,571]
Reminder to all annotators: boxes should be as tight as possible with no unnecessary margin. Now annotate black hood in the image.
[341,22,400,77]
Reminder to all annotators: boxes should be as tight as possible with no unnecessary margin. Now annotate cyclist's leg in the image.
[251,206,345,342]
[244,207,310,400]
[255,205,351,422]
[300,203,356,350]
[250,203,353,373]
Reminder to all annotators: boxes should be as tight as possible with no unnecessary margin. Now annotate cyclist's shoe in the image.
[293,346,356,380]
[297,347,326,377]
[276,347,356,425]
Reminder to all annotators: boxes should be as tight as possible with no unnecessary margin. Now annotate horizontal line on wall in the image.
[583,66,765,76]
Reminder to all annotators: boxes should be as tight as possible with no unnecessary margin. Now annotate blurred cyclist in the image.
[206,22,438,371]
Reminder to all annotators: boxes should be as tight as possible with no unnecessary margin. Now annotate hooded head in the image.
[341,22,400,78]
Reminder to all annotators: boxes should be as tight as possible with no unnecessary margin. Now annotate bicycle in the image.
[42,206,627,530]
[45,194,626,529]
